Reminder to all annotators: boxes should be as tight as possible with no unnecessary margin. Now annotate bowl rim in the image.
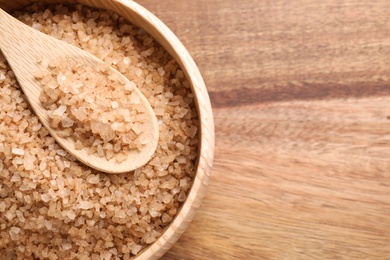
[117,3,215,259]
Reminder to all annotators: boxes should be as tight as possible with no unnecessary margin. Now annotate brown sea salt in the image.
[36,61,148,162]
[0,3,199,259]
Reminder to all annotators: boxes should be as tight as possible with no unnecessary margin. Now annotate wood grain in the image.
[134,0,390,259]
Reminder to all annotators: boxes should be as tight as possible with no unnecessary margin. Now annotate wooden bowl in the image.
[0,0,214,259]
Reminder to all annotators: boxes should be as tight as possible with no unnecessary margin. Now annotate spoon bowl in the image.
[0,8,159,174]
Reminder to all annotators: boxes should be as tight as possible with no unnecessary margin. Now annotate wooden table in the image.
[137,0,390,259]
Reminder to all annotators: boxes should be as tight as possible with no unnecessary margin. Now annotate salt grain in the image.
[87,174,100,184]
[57,71,67,83]
[10,174,21,182]
[53,105,67,116]
[13,157,23,165]
[44,220,53,230]
[131,245,142,255]
[78,201,94,210]
[141,47,154,57]
[157,67,165,77]
[23,152,36,170]
[114,210,126,219]
[125,81,136,91]
[149,208,159,218]
[61,117,74,127]
[41,194,51,202]
[102,252,113,260]
[86,219,95,226]
[12,148,25,156]
[135,68,142,77]
[5,211,14,221]
[111,101,119,108]
[123,57,131,65]
[9,227,20,241]
[0,201,6,212]
[62,244,72,251]
[15,210,25,223]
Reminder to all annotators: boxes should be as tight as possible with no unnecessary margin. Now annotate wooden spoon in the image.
[0,8,159,174]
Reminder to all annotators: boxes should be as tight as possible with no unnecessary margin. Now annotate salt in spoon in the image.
[0,8,159,174]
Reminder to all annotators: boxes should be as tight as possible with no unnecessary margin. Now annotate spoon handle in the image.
[0,8,98,70]
[0,8,44,64]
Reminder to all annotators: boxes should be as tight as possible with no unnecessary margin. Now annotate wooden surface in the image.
[134,0,390,259]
